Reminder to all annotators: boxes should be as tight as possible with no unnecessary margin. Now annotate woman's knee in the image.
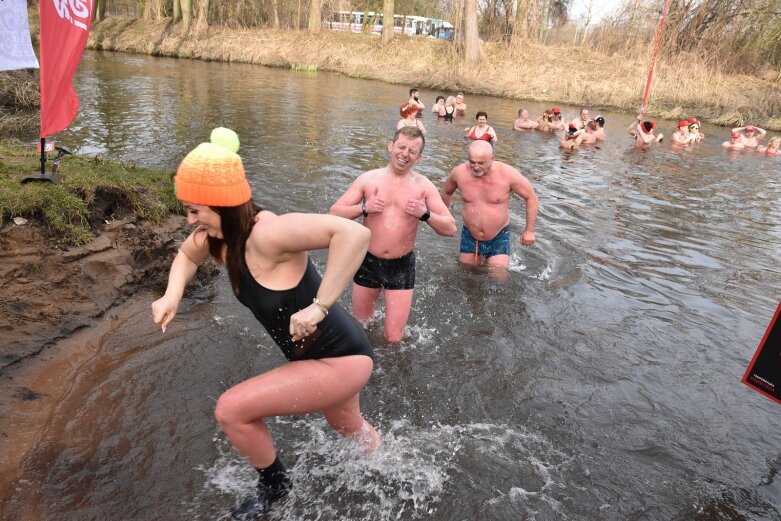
[214,389,257,428]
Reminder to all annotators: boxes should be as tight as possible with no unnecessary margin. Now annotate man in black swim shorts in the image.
[330,127,456,342]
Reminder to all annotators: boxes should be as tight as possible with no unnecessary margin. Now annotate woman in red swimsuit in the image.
[464,111,498,144]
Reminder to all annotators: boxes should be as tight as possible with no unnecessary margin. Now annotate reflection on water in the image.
[2,50,780,520]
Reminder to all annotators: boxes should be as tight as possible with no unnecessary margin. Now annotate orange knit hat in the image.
[174,142,252,206]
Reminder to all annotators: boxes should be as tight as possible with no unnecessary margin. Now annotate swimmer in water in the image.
[732,124,766,148]
[756,136,779,156]
[722,131,746,150]
[329,126,456,343]
[464,111,498,144]
[152,131,379,519]
[441,140,538,281]
[627,116,663,148]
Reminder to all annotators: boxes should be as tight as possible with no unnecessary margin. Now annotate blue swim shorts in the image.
[459,225,511,258]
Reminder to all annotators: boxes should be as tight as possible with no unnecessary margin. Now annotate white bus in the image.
[325,11,453,39]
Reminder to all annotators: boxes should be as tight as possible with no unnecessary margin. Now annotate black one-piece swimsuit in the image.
[235,258,374,361]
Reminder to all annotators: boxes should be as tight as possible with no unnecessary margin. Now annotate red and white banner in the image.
[40,0,94,138]
[0,0,40,71]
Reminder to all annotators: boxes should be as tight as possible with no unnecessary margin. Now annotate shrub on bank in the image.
[0,141,180,245]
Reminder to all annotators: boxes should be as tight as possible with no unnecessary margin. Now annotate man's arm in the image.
[756,127,767,140]
[509,170,538,246]
[627,117,640,136]
[440,169,459,208]
[329,176,367,220]
[421,180,457,237]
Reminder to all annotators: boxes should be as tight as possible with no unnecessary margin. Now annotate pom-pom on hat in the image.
[175,142,252,207]
[210,127,240,153]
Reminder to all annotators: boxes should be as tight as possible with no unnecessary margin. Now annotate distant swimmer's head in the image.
[400,103,418,119]
[543,110,553,123]
[641,121,657,134]
[731,131,741,139]
[552,106,561,116]
[688,122,699,132]
[678,120,689,129]
[587,121,597,131]
[210,127,240,153]
[435,95,445,104]
[595,115,605,127]
[745,125,756,133]
[175,142,251,207]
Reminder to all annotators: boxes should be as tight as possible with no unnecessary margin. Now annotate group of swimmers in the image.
[401,89,779,157]
[153,120,538,519]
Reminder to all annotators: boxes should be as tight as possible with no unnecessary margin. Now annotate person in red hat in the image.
[549,106,566,131]
[722,131,746,150]
[671,120,692,145]
[732,124,766,147]
[627,116,663,148]
[152,133,380,519]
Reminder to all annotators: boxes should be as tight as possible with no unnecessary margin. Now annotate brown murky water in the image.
[2,50,780,520]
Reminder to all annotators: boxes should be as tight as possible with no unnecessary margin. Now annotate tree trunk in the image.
[464,0,480,72]
[513,0,529,42]
[93,0,106,22]
[173,0,181,23]
[296,0,301,29]
[270,0,279,28]
[308,0,321,33]
[452,0,465,47]
[196,0,209,27]
[538,0,549,42]
[181,0,192,31]
[382,0,394,43]
[579,0,593,45]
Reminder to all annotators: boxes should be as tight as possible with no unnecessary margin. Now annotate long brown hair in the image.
[206,200,263,294]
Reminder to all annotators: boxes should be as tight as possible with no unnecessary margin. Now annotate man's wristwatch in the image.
[419,209,431,222]
[361,200,368,217]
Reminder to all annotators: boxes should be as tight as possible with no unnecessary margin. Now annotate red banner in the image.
[39,0,94,138]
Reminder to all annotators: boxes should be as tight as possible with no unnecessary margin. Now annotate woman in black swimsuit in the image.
[152,135,378,519]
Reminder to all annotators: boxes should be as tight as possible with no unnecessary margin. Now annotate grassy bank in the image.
[80,17,781,130]
[0,140,180,245]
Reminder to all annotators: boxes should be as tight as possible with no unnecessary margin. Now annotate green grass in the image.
[0,141,182,245]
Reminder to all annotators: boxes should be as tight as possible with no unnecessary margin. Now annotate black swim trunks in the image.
[353,251,415,290]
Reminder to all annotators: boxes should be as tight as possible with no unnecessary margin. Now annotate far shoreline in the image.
[26,15,781,131]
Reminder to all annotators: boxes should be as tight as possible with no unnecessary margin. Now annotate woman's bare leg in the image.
[214,355,374,467]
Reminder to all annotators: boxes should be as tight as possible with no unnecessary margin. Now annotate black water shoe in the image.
[231,483,290,520]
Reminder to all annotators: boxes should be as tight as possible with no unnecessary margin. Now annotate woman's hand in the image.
[152,294,180,333]
[289,303,327,342]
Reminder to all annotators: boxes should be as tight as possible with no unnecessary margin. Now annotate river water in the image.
[2,50,780,520]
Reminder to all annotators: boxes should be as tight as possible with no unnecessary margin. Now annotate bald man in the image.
[441,141,538,271]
